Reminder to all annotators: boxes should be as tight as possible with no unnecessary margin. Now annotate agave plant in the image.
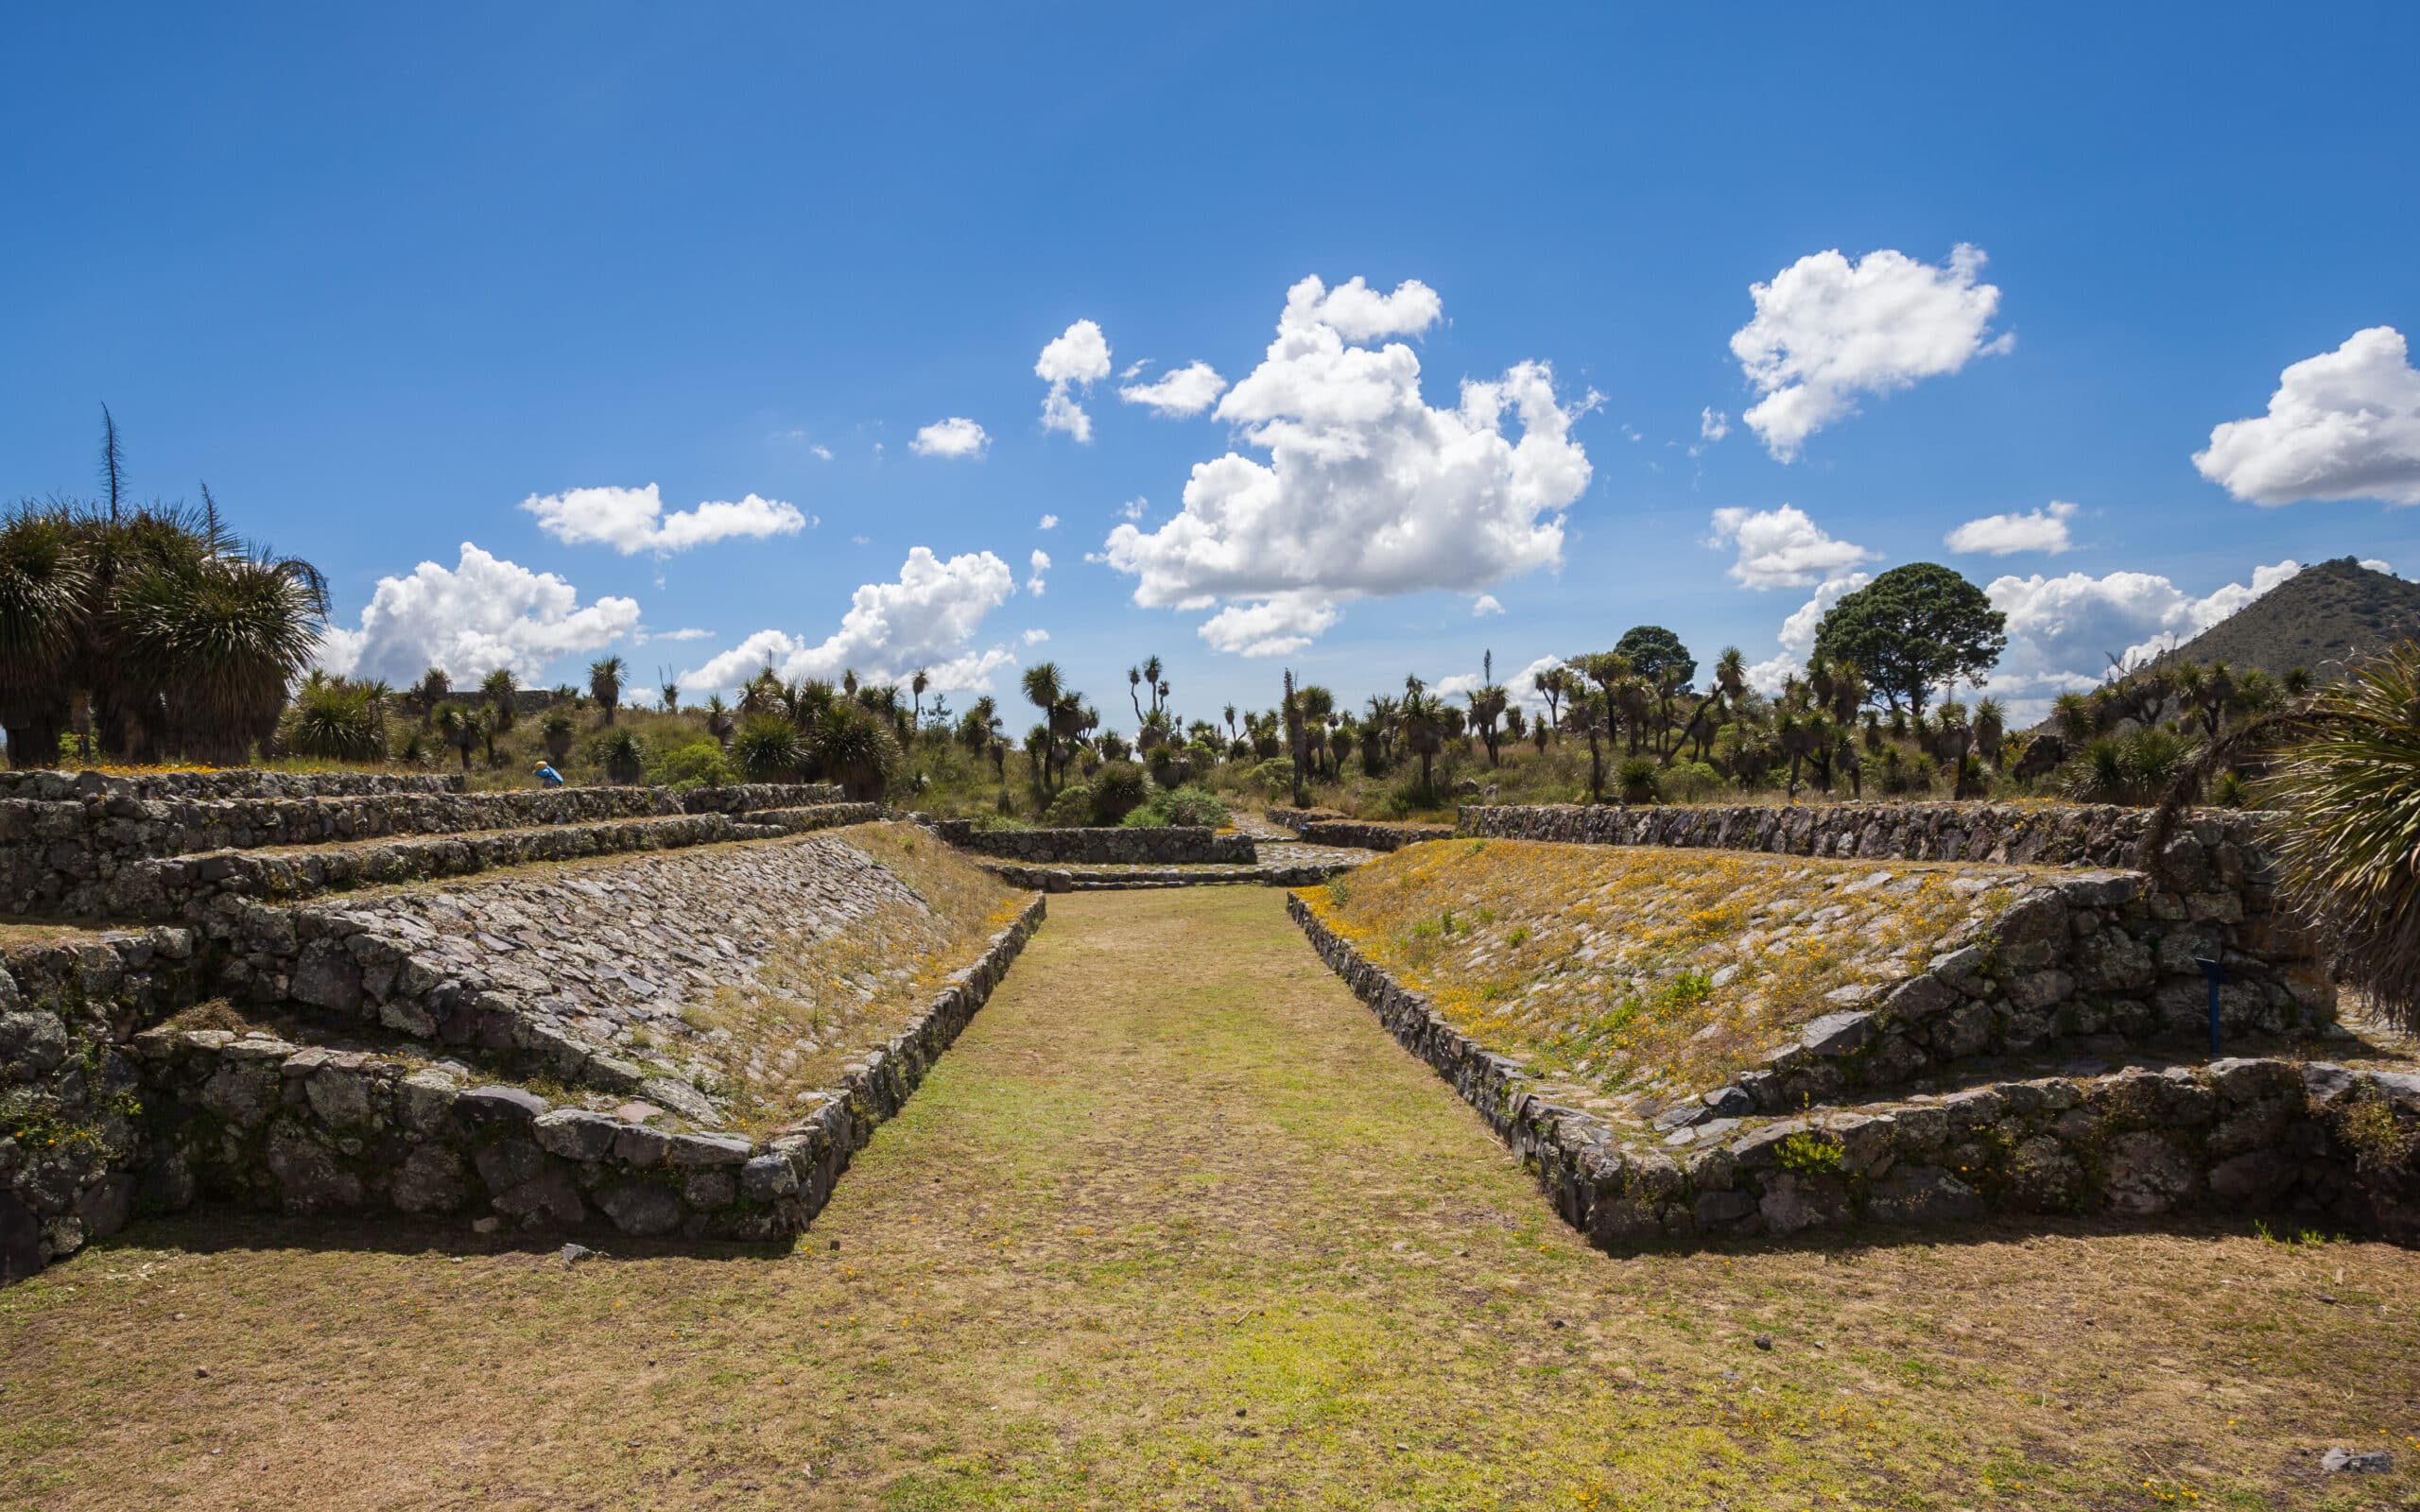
[282,676,387,762]
[2252,642,2420,1031]
[729,713,805,782]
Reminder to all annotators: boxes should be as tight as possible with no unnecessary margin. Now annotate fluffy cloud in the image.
[1119,360,1228,418]
[1706,505,1879,589]
[811,444,834,461]
[2194,327,2420,506]
[1701,407,1730,443]
[679,547,1017,695]
[1196,593,1340,658]
[520,484,809,556]
[1980,560,2303,713]
[1026,549,1050,596]
[1022,627,1050,645]
[1776,572,1873,654]
[1945,500,2078,556]
[1101,274,1591,654]
[911,417,990,459]
[1036,319,1112,443]
[1509,654,1567,713]
[1730,244,2013,460]
[1038,513,1059,530]
[1472,593,1505,616]
[314,543,639,684]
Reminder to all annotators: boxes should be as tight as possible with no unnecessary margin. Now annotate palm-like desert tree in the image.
[0,509,91,766]
[482,668,519,731]
[1021,662,1064,791]
[910,668,929,730]
[589,656,626,724]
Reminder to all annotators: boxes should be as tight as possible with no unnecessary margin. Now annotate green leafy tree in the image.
[1811,563,2006,715]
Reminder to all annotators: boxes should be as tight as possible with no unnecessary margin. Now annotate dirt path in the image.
[5,888,2417,1509]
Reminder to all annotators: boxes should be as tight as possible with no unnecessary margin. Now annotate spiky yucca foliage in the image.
[730,714,805,782]
[282,676,388,762]
[2255,642,2420,1031]
[814,699,900,801]
[590,727,646,784]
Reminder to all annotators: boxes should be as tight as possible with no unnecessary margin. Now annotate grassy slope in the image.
[3,888,2415,1511]
[1305,838,2023,1105]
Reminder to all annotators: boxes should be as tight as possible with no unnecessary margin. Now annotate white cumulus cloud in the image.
[1101,274,1591,655]
[1118,360,1228,418]
[1036,319,1112,443]
[1731,244,2013,460]
[1038,513,1059,531]
[1980,560,2303,715]
[519,484,809,556]
[911,417,990,459]
[314,543,640,685]
[1026,548,1050,596]
[2194,326,2420,506]
[1706,505,1879,589]
[1776,572,1874,653]
[1945,500,2079,556]
[1022,627,1050,645]
[1195,593,1340,658]
[1472,593,1505,616]
[679,547,1017,696]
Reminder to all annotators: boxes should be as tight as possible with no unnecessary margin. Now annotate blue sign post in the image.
[2195,955,2227,1056]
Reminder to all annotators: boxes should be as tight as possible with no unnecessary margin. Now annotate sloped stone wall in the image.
[127,896,1044,1248]
[1290,896,2420,1247]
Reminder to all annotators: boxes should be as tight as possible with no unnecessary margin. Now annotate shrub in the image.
[1663,759,1722,803]
[1774,1130,1844,1176]
[1251,757,1296,797]
[1045,782,1096,826]
[2336,1087,2416,1176]
[1089,760,1150,824]
[589,728,646,784]
[1616,756,1659,805]
[730,714,805,782]
[1124,784,1231,828]
[646,738,735,791]
[814,700,901,800]
[281,679,385,762]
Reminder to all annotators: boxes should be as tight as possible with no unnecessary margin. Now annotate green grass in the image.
[1,888,2415,1509]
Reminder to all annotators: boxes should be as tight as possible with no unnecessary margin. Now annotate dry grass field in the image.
[3,887,2414,1510]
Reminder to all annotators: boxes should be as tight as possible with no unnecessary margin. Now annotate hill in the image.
[2160,555,2420,679]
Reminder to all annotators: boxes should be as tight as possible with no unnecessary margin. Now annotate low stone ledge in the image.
[749,803,880,833]
[1287,892,2418,1249]
[1263,806,1345,836]
[679,783,844,815]
[1301,819,1455,852]
[950,826,1254,866]
[31,893,1048,1273]
[0,768,465,802]
[980,860,1350,892]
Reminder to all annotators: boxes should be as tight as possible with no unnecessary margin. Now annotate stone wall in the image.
[0,769,465,801]
[1666,865,2335,1127]
[1290,896,2420,1247]
[947,826,1255,865]
[1301,819,1456,851]
[126,895,1045,1249]
[3,886,1045,1280]
[1,927,212,1280]
[979,858,1353,892]
[1263,806,1344,836]
[679,783,843,814]
[11,802,880,922]
[1460,800,2238,879]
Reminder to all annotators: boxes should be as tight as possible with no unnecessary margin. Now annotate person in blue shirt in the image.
[532,763,564,788]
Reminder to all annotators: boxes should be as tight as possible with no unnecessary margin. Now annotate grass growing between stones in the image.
[682,822,1029,1132]
[1304,839,2028,1108]
[3,887,2416,1511]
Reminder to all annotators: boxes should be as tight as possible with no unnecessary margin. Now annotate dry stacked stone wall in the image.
[942,824,1254,865]
[1301,819,1455,851]
[0,769,465,801]
[128,897,1044,1249]
[1291,897,2420,1246]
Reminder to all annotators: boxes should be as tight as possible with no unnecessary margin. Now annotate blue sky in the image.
[7,3,2418,726]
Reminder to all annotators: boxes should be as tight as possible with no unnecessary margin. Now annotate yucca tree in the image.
[909,668,928,730]
[482,667,519,731]
[659,680,679,715]
[112,540,329,765]
[2248,644,2420,1031]
[589,656,626,724]
[432,701,483,772]
[541,709,577,765]
[1467,683,1510,766]
[282,676,387,762]
[703,694,734,747]
[1021,662,1064,791]
[1400,680,1447,796]
[0,508,91,767]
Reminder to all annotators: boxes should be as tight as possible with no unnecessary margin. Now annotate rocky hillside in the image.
[2164,556,2420,679]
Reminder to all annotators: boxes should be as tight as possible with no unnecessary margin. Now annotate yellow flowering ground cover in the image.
[1302,838,2030,1112]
